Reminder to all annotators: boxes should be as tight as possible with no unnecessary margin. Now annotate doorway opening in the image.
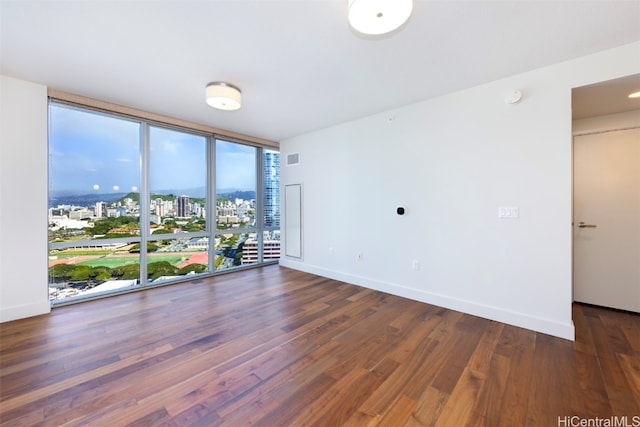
[571,74,640,314]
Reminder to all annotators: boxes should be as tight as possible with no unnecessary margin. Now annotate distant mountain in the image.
[48,192,128,208]
[151,188,256,200]
[153,186,206,198]
[49,189,257,208]
[219,190,256,201]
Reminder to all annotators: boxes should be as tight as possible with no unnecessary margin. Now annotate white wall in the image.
[280,41,640,340]
[0,75,50,322]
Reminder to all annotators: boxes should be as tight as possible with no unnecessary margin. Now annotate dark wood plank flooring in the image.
[1,265,638,426]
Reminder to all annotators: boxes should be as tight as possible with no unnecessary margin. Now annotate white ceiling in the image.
[572,73,640,119]
[1,1,640,142]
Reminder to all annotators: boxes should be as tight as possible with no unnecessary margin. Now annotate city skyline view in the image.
[48,102,280,302]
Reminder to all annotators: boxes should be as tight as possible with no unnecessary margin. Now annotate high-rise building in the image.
[95,201,107,218]
[241,233,280,265]
[176,195,190,217]
[155,203,165,218]
[263,151,280,227]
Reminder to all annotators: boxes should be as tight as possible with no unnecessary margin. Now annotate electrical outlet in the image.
[412,260,420,271]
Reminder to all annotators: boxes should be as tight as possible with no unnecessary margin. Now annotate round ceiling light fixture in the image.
[348,0,413,35]
[206,82,242,111]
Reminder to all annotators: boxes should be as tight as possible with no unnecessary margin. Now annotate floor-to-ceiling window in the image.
[262,149,281,261]
[215,139,257,271]
[147,126,211,283]
[48,104,142,300]
[48,100,279,304]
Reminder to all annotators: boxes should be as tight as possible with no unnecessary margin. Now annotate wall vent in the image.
[286,152,300,166]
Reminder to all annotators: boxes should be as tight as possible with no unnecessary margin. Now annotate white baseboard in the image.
[0,301,50,323]
[279,259,575,341]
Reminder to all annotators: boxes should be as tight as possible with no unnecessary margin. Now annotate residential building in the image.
[264,151,280,228]
[176,195,190,218]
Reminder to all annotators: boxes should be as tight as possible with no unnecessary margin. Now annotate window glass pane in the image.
[216,140,256,230]
[148,127,209,283]
[48,104,140,243]
[48,246,140,301]
[215,232,256,271]
[149,126,207,230]
[147,237,210,284]
[48,103,280,303]
[263,150,280,228]
[48,103,141,302]
[263,149,281,262]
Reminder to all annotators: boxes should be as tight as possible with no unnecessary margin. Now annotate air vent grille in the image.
[286,153,300,166]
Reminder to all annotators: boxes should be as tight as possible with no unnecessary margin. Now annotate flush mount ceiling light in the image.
[348,0,413,35]
[628,91,640,98]
[206,82,242,111]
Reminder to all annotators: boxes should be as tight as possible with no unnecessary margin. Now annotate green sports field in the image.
[78,255,187,268]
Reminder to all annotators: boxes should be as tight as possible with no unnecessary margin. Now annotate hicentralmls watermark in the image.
[557,416,640,427]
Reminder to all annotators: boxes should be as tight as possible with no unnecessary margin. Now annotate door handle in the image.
[577,222,597,228]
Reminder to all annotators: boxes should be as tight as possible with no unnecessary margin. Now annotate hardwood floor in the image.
[1,265,638,426]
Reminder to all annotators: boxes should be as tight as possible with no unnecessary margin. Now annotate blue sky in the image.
[49,103,257,196]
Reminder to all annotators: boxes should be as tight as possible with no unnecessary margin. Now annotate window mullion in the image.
[139,122,150,286]
[208,136,216,271]
[256,147,264,264]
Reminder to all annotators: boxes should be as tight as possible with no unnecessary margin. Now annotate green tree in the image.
[152,228,173,234]
[234,252,243,266]
[112,263,140,280]
[91,266,112,280]
[87,216,138,236]
[129,242,159,253]
[49,263,76,281]
[184,223,202,232]
[147,261,178,280]
[177,264,207,275]
[163,219,178,228]
[215,254,224,269]
[69,265,93,281]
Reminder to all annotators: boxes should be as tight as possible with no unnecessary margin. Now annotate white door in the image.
[573,127,640,312]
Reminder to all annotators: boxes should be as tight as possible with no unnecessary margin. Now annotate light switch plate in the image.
[498,206,519,219]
